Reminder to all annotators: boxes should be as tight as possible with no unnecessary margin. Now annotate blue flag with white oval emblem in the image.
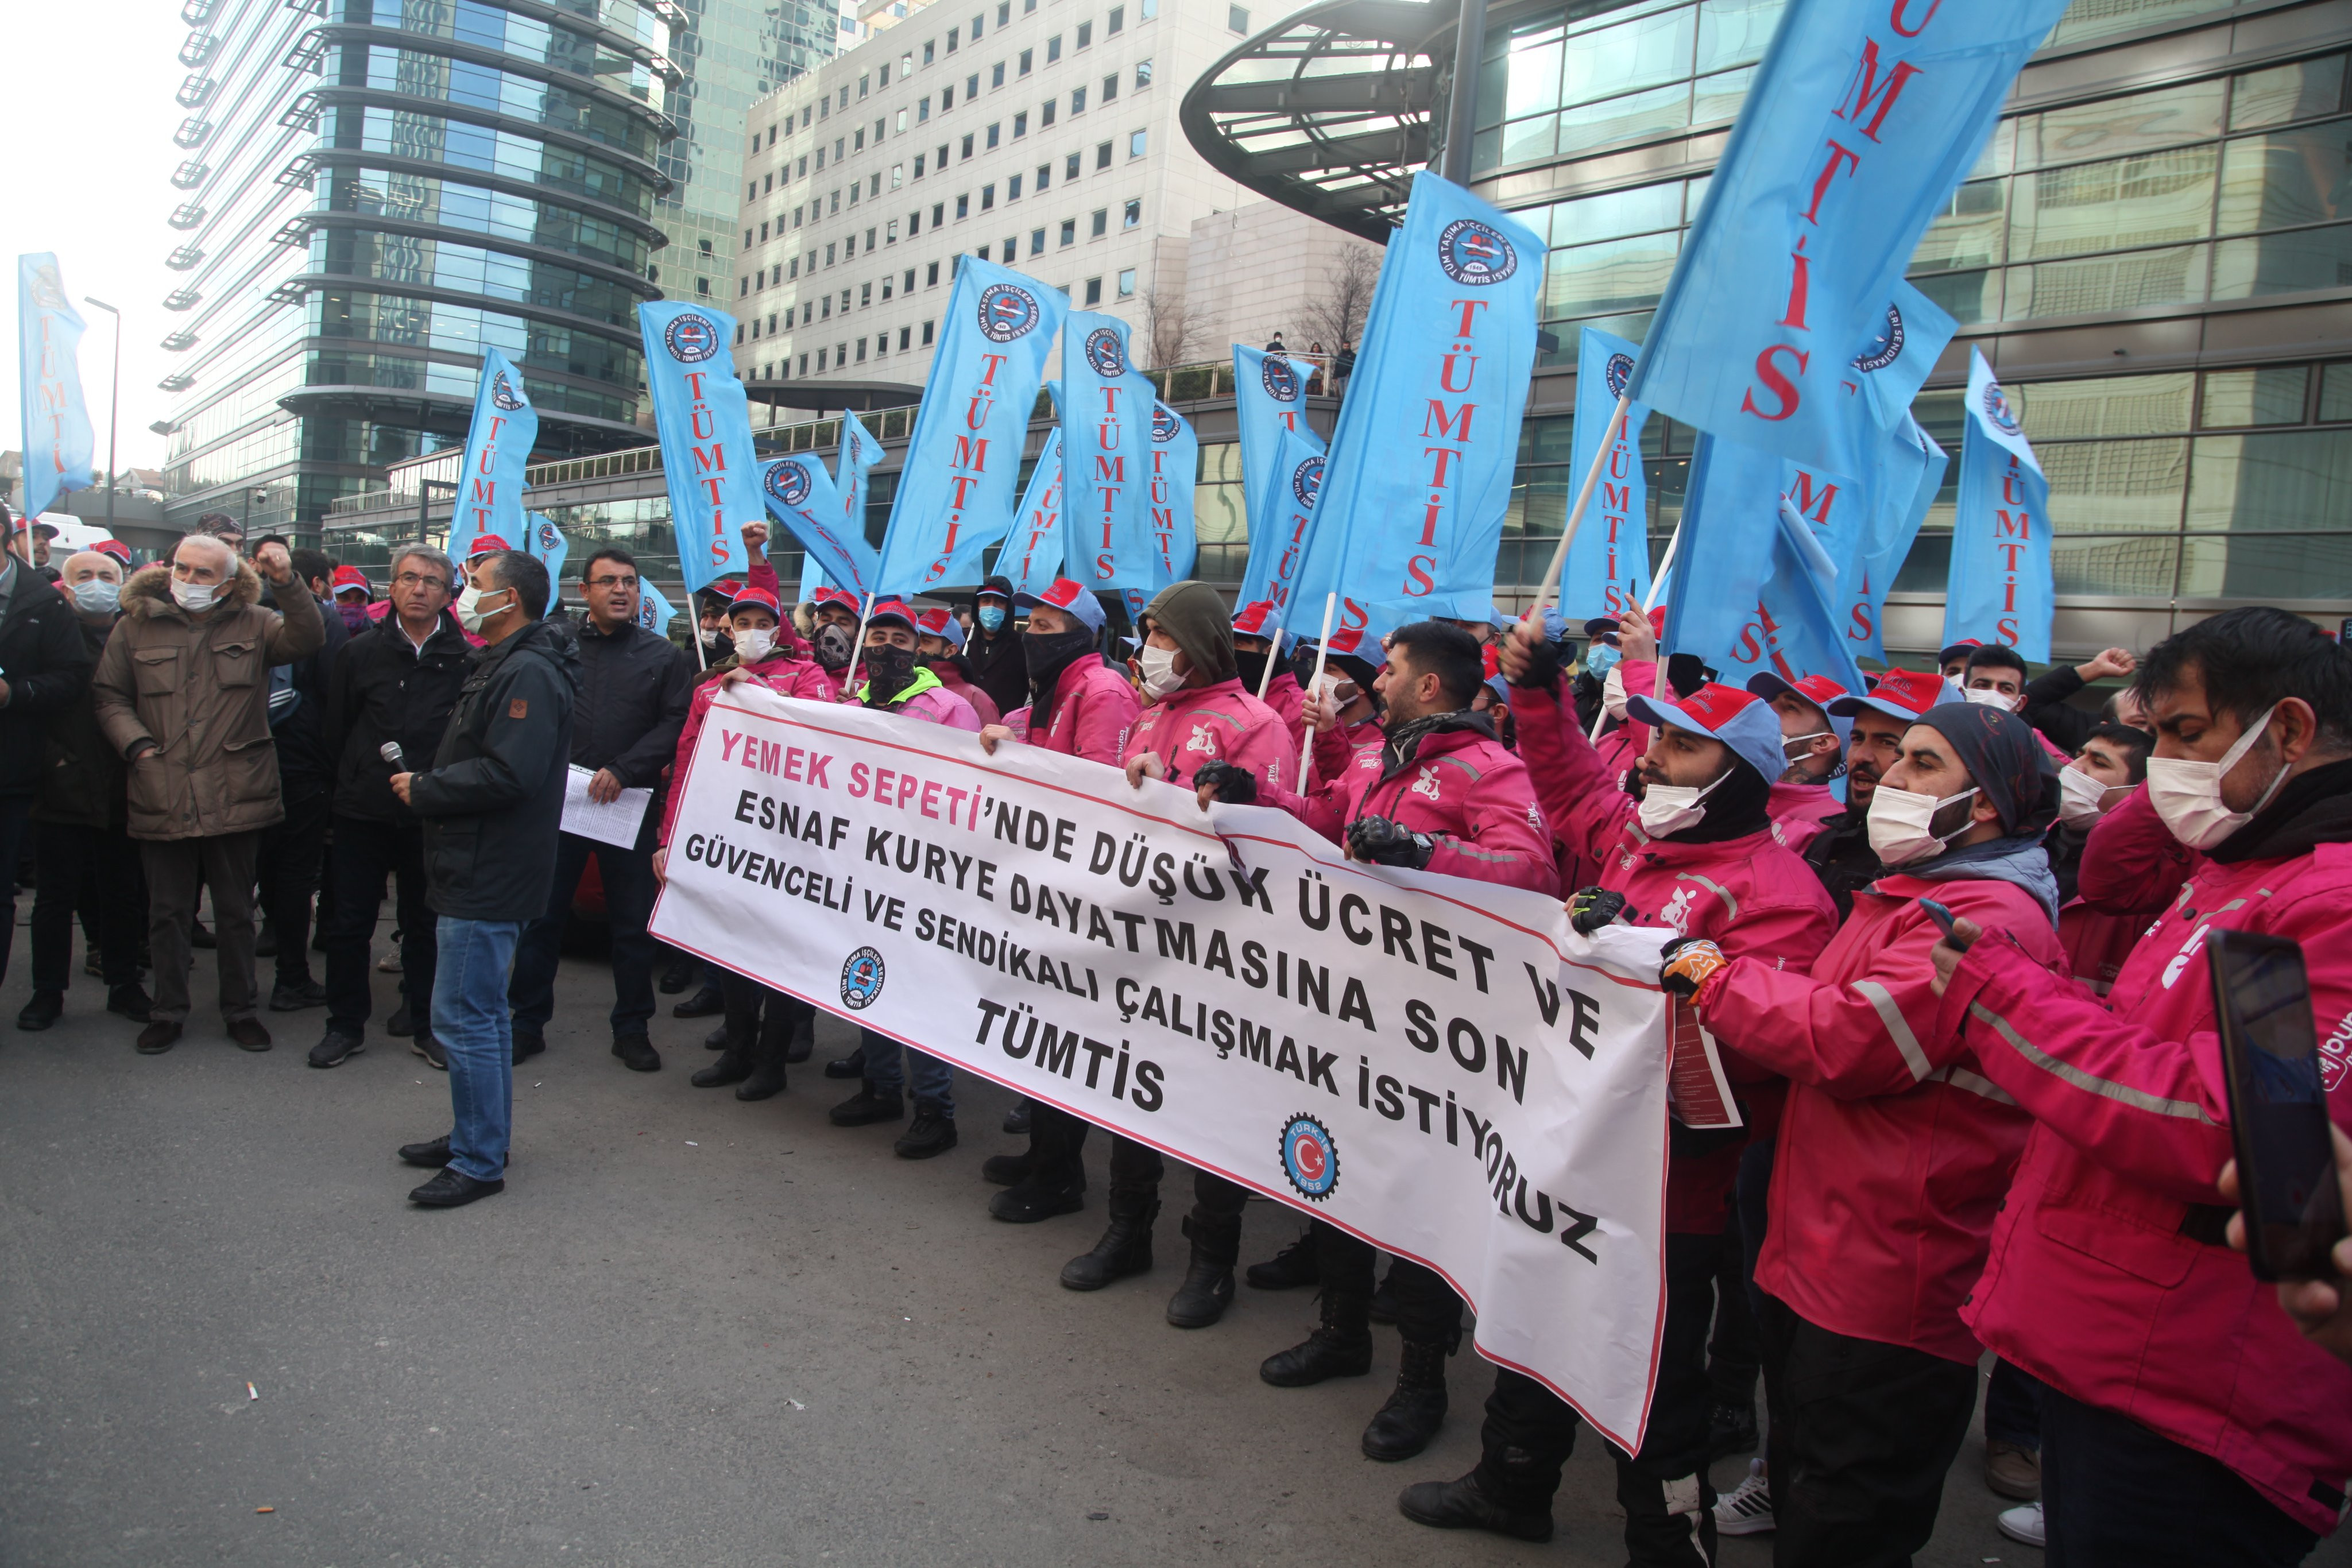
[636,578,677,640]
[1847,279,1955,433]
[1147,400,1198,589]
[638,303,756,595]
[876,255,1067,593]
[1659,433,1782,677]
[1561,326,1653,625]
[837,409,881,541]
[446,348,537,562]
[760,449,880,600]
[1624,0,2066,477]
[16,254,95,521]
[1000,427,1067,598]
[1060,310,1160,595]
[1945,349,2052,661]
[525,512,568,615]
[1232,346,1324,546]
[1284,172,1544,660]
[1237,427,1326,621]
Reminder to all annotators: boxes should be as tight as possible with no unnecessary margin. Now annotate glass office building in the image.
[158,0,844,536]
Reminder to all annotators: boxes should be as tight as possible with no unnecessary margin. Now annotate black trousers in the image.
[720,969,811,1046]
[30,819,144,993]
[2041,1385,2319,1568]
[0,796,30,988]
[510,831,657,1037]
[1756,1290,1979,1568]
[320,816,435,1037]
[1314,1223,1463,1346]
[257,780,331,987]
[1473,1231,1722,1566]
[142,831,262,1024]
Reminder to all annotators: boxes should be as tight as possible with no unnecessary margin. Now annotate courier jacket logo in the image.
[663,312,721,363]
[978,283,1040,343]
[1437,218,1518,285]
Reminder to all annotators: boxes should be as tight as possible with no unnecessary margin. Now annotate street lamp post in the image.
[82,296,123,538]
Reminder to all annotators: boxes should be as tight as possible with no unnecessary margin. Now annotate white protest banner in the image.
[651,690,1676,1449]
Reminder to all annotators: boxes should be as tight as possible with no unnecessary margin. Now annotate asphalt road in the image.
[6,930,2343,1568]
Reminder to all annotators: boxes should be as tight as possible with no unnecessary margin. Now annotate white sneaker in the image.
[377,950,403,973]
[1714,1458,1774,1535]
[1998,1500,2045,1548]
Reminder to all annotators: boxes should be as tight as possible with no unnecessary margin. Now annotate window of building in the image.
[967,72,980,97]
[821,98,830,119]
[1108,6,1124,33]
[986,122,1000,148]
[903,51,913,74]
[881,62,892,86]
[825,242,837,265]
[1117,268,1136,297]
[932,202,945,226]
[992,61,1006,88]
[888,217,900,243]
[859,73,870,98]
[924,38,936,63]
[1008,173,1023,199]
[1090,207,1107,236]
[748,181,759,200]
[1066,151,1082,179]
[861,281,873,306]
[1031,227,1047,255]
[1123,198,1140,229]
[821,296,832,319]
[854,127,865,151]
[800,352,810,374]
[1059,219,1076,246]
[1042,100,1057,129]
[896,107,908,132]
[957,192,970,218]
[1036,162,1052,191]
[982,183,996,210]
[927,261,941,285]
[1084,276,1102,304]
[1048,33,1062,63]
[1129,130,1146,157]
[818,348,828,370]
[797,156,808,177]
[1135,59,1152,88]
[946,26,957,49]
[739,276,749,296]
[942,85,954,110]
[790,256,800,277]
[1228,3,1248,30]
[1013,110,1028,138]
[922,319,936,344]
[997,1,1010,22]
[1077,20,1092,47]
[1071,85,1088,114]
[962,133,975,158]
[834,137,845,159]
[978,241,991,260]
[1103,73,1118,103]
[848,181,860,206]
[1019,48,1032,75]
[908,208,922,235]
[970,10,983,36]
[919,95,933,123]
[803,106,813,128]
[1093,141,1111,169]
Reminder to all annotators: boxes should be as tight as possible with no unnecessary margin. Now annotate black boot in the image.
[1166,1210,1242,1329]
[672,980,725,1018]
[1396,1471,1554,1543]
[736,1005,791,1101]
[691,1040,754,1088]
[988,1160,1085,1222]
[1244,1225,1321,1290]
[1363,1338,1452,1461]
[784,1009,814,1063]
[823,1043,867,1079]
[1059,1186,1158,1290]
[1259,1286,1374,1384]
[981,1147,1036,1186]
[829,1081,903,1125]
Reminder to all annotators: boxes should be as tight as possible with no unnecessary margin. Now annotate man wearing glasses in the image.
[312,546,474,1068]
[505,548,691,1073]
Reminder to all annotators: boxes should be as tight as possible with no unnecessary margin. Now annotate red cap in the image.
[1745,672,1847,712]
[465,532,512,558]
[94,539,132,563]
[1013,576,1107,632]
[1231,599,1281,638]
[728,586,783,618]
[1624,682,1787,785]
[1829,665,1952,722]
[866,597,919,632]
[331,564,372,594]
[1583,605,1666,641]
[811,586,862,611]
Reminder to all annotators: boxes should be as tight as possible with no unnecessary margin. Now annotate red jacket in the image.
[1948,841,2352,1535]
[1006,655,1141,765]
[1120,678,1292,793]
[1262,669,1307,753]
[2078,780,2200,916]
[1259,716,1560,895]
[1516,668,1839,1231]
[935,665,1001,727]
[659,653,837,845]
[1695,872,2068,1362]
[1767,780,1843,857]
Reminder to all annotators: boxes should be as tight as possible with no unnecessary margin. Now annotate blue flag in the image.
[1627,0,2065,475]
[1237,427,1326,618]
[1232,346,1324,545]
[1286,172,1545,657]
[1848,279,1955,432]
[1060,311,1160,594]
[1147,400,1198,587]
[877,256,1066,592]
[838,409,881,540]
[447,348,538,561]
[1000,429,1067,597]
[638,304,759,594]
[1659,433,1782,675]
[1841,415,1947,661]
[525,512,568,614]
[16,255,94,521]
[760,450,880,599]
[636,579,678,640]
[1945,349,2052,661]
[1561,326,1653,624]
[1736,494,1872,694]
[797,548,827,600]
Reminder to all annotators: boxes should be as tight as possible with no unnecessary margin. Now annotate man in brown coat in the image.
[92,533,322,1053]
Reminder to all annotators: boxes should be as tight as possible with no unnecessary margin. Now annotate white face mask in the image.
[169,576,222,613]
[1964,686,2021,711]
[2057,765,2127,828]
[2144,703,2288,851]
[1867,782,1982,867]
[1137,643,1185,700]
[1636,766,1731,838]
[1601,664,1630,722]
[734,628,775,664]
[73,578,122,615]
[453,582,511,635]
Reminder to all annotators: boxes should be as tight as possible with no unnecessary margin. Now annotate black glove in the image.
[1508,632,1562,691]
[1567,886,1627,935]
[1193,758,1258,804]
[1348,815,1434,869]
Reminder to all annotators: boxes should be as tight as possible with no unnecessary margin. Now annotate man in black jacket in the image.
[505,547,690,1072]
[961,574,1030,719]
[0,536,92,994]
[2021,645,2142,753]
[390,549,576,1208]
[310,545,471,1069]
[255,548,349,1012]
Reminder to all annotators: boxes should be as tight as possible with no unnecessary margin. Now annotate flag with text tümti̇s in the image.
[526,513,568,614]
[1726,492,1873,695]
[638,304,757,595]
[1659,433,1782,677]
[877,255,1066,593]
[1625,0,2067,477]
[1237,425,1326,621]
[838,409,880,539]
[761,448,880,600]
[1846,278,1954,433]
[1233,345,1324,546]
[1059,309,1160,596]
[1560,325,1653,625]
[1146,400,1198,589]
[16,254,94,520]
[447,347,538,563]
[1945,347,2052,662]
[1838,413,1945,663]
[1285,172,1545,661]
[1000,426,1067,598]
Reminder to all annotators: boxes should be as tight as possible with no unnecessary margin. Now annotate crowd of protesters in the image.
[3,500,2349,1566]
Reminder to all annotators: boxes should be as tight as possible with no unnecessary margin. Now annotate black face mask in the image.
[1025,626,1096,686]
[863,643,919,699]
[1234,647,1271,694]
[813,623,854,669]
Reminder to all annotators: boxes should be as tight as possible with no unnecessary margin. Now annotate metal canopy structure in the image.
[1178,0,1451,243]
[744,380,924,413]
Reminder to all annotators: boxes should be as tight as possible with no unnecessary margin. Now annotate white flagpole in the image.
[1255,630,1282,700]
[1587,524,1681,741]
[1297,591,1338,786]
[1527,392,1630,620]
[841,592,876,700]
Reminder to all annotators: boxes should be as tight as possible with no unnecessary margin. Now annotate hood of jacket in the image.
[484,614,581,691]
[119,559,263,620]
[1898,831,2061,929]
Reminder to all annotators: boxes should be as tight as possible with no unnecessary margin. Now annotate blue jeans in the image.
[860,1027,953,1114]
[434,916,520,1182]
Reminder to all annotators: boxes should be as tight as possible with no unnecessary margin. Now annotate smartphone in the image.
[1918,897,1973,951]
[2208,930,2347,1281]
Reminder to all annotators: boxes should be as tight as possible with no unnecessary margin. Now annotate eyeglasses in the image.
[587,575,640,590]
[393,572,450,591]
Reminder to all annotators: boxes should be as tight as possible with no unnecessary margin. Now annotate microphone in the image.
[380,741,405,772]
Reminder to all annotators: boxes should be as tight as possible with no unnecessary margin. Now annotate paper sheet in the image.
[1666,997,1743,1130]
[562,764,652,849]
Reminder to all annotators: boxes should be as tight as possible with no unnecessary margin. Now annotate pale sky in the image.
[5,3,199,477]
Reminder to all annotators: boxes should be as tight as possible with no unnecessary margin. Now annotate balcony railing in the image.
[175,73,215,107]
[173,114,212,148]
